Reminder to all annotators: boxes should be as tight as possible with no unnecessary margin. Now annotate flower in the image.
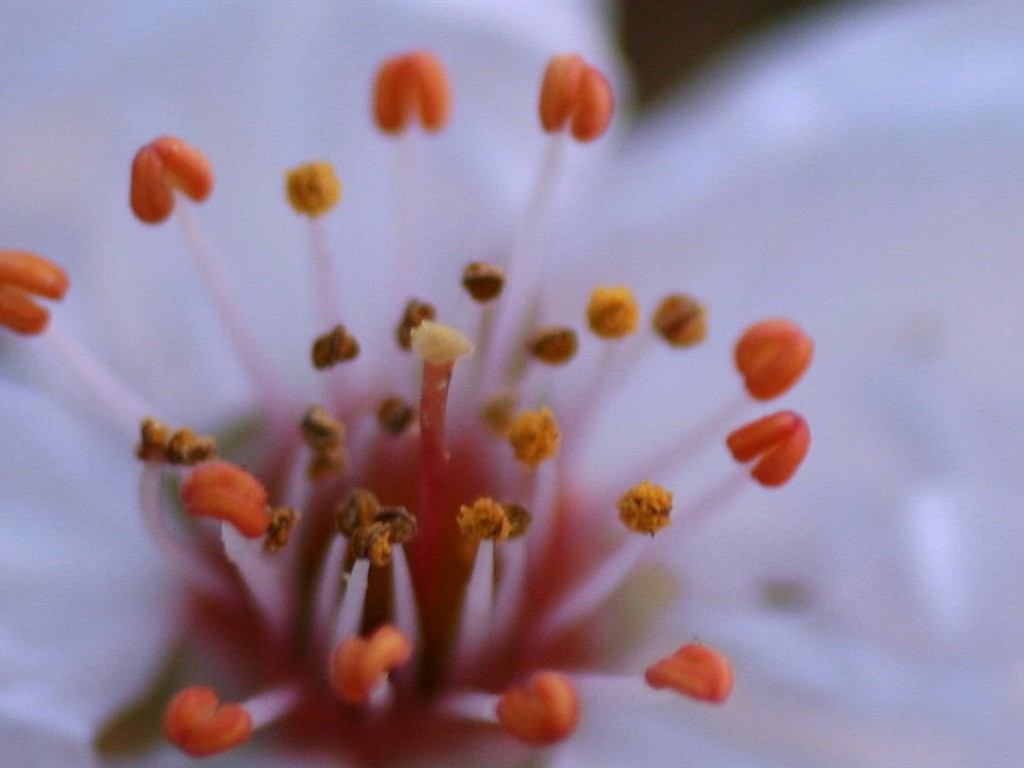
[1,1,1022,766]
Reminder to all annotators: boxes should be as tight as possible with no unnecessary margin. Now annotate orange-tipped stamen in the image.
[496,671,580,746]
[644,643,734,704]
[0,251,68,335]
[618,480,673,535]
[374,51,451,135]
[330,624,413,705]
[130,136,213,224]
[181,461,270,537]
[508,407,560,468]
[726,410,811,487]
[163,686,253,758]
[735,318,813,400]
[539,54,613,142]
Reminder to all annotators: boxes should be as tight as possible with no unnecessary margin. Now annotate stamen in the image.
[329,624,413,705]
[644,643,734,704]
[618,480,673,535]
[653,294,707,348]
[263,506,298,553]
[165,426,218,465]
[735,318,814,400]
[311,324,360,370]
[130,136,213,224]
[337,488,381,536]
[286,162,342,218]
[373,51,452,135]
[0,250,68,335]
[481,391,518,435]
[163,686,252,758]
[396,298,436,351]
[344,502,417,567]
[181,461,270,538]
[301,405,347,481]
[539,54,614,142]
[376,395,416,436]
[587,285,640,339]
[508,407,560,468]
[135,417,172,462]
[726,410,811,487]
[496,671,580,746]
[461,261,506,303]
[528,326,578,365]
[458,497,512,541]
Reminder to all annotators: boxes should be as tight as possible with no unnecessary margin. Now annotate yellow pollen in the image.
[457,497,512,541]
[618,480,673,535]
[528,326,578,365]
[136,417,217,465]
[461,261,506,302]
[376,395,416,436]
[508,407,560,468]
[286,162,342,218]
[587,285,640,339]
[653,294,707,347]
[263,506,299,553]
[396,298,436,351]
[311,324,360,370]
[481,391,518,435]
[410,320,473,366]
[136,417,172,462]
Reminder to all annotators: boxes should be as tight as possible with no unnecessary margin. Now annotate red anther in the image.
[163,686,253,758]
[130,136,213,224]
[181,461,270,537]
[329,624,413,705]
[735,318,813,400]
[726,410,811,487]
[644,643,734,705]
[539,54,613,142]
[0,250,68,335]
[496,671,580,746]
[373,51,451,135]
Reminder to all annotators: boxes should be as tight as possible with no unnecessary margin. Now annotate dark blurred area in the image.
[619,0,837,106]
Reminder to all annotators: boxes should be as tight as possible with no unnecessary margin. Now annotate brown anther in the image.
[130,136,213,224]
[496,671,580,746]
[457,497,512,541]
[311,324,360,370]
[645,643,734,704]
[136,417,172,462]
[0,251,69,335]
[528,326,578,365]
[726,410,811,487]
[374,50,452,135]
[181,461,270,538]
[373,506,418,545]
[735,318,814,400]
[263,506,299,553]
[330,624,414,705]
[286,162,342,218]
[461,261,506,302]
[350,522,394,566]
[653,294,707,348]
[337,489,381,537]
[166,427,218,466]
[163,686,252,758]
[396,298,436,351]
[539,54,614,142]
[302,405,347,480]
[503,503,532,538]
[508,407,560,468]
[481,391,519,436]
[587,285,639,339]
[618,480,673,535]
[376,396,416,436]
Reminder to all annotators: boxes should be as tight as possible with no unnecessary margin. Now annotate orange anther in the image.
[726,410,811,487]
[330,624,413,704]
[645,643,734,704]
[373,51,451,135]
[735,318,813,400]
[0,251,68,335]
[496,670,580,746]
[539,54,614,142]
[163,686,253,758]
[181,461,270,537]
[130,136,213,224]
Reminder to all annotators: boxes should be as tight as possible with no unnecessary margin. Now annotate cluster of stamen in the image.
[3,46,821,763]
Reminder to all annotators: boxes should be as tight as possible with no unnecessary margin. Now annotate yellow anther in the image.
[286,162,342,218]
[410,320,473,366]
[311,324,360,370]
[461,261,506,303]
[508,407,560,469]
[166,427,218,465]
[528,326,578,365]
[587,285,639,339]
[263,506,299,553]
[653,294,707,347]
[396,298,436,351]
[136,417,172,462]
[617,480,673,535]
[457,497,512,541]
